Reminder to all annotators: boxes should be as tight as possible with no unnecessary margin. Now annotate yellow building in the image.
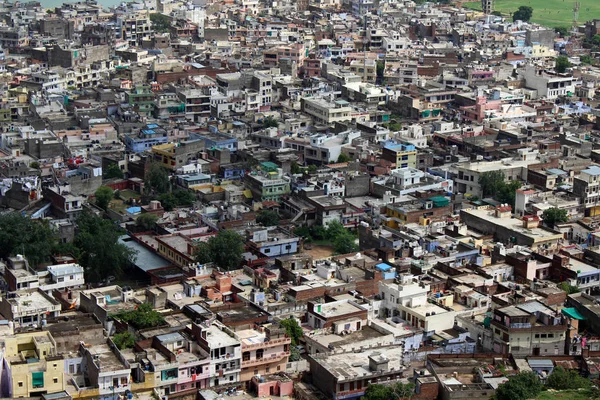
[151,140,205,170]
[381,143,417,169]
[3,332,65,398]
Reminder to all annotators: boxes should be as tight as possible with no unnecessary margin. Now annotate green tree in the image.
[307,165,317,174]
[326,220,346,240]
[558,281,580,294]
[136,213,159,230]
[195,230,245,271]
[478,170,505,198]
[291,161,302,174]
[334,231,359,254]
[494,371,543,400]
[555,27,569,37]
[150,13,171,33]
[173,189,196,206]
[581,55,594,65]
[542,207,568,228]
[113,331,135,350]
[280,317,303,345]
[294,225,310,239]
[144,163,170,195]
[546,366,590,390]
[95,186,114,211]
[337,153,351,163]
[513,6,533,22]
[30,161,40,169]
[556,55,571,73]
[158,192,176,211]
[75,212,137,282]
[256,209,280,226]
[310,225,327,240]
[497,180,522,207]
[117,303,165,329]
[0,213,58,267]
[593,35,600,46]
[362,382,415,400]
[104,163,124,179]
[262,116,279,129]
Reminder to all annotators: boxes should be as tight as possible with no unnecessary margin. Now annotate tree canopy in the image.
[104,163,124,180]
[280,317,303,345]
[144,163,170,195]
[542,207,568,228]
[334,231,359,254]
[558,281,580,294]
[117,303,165,329]
[546,366,590,390]
[494,371,543,400]
[256,209,280,227]
[74,212,137,282]
[95,186,114,211]
[136,213,159,231]
[478,171,521,206]
[150,13,171,33]
[0,213,58,267]
[555,55,571,74]
[513,6,533,22]
[479,170,505,198]
[361,382,415,400]
[337,153,351,163]
[593,35,600,47]
[262,116,279,129]
[195,230,245,271]
[113,331,135,350]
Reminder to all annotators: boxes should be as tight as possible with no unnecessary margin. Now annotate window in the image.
[18,382,23,387]
[53,378,58,384]
[229,376,234,381]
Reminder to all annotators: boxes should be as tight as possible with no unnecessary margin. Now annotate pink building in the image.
[250,373,294,397]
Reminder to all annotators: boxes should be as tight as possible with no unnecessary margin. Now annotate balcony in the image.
[241,337,291,350]
[241,351,290,367]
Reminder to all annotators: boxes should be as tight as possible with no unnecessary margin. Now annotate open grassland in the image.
[463,0,600,28]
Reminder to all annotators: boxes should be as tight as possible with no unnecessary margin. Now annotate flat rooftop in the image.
[310,346,406,381]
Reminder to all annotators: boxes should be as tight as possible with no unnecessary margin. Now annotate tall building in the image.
[482,0,494,14]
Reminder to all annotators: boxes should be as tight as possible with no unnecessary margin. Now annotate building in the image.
[0,290,62,327]
[192,321,242,387]
[573,165,600,216]
[306,299,368,331]
[245,170,291,202]
[238,325,291,382]
[381,143,418,169]
[301,97,353,126]
[2,331,66,398]
[489,301,567,356]
[124,124,169,153]
[379,274,456,335]
[521,65,576,100]
[308,346,407,400]
[246,227,300,257]
[151,140,205,170]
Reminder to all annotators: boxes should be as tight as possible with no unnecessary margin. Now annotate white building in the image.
[193,321,242,386]
[521,65,576,100]
[379,274,455,336]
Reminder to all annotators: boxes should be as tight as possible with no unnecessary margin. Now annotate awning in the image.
[562,307,585,320]
[32,371,44,388]
[243,189,253,199]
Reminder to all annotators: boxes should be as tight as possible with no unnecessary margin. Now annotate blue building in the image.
[375,263,397,280]
[124,124,169,153]
[220,164,246,180]
[177,173,212,188]
[190,127,238,152]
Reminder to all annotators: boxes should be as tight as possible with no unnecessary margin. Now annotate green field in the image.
[535,389,596,400]
[463,0,600,28]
